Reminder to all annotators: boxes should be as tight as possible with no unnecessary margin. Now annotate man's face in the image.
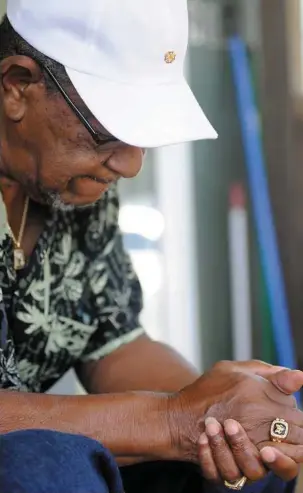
[0,56,144,210]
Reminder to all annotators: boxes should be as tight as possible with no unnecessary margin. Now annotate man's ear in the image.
[0,55,43,122]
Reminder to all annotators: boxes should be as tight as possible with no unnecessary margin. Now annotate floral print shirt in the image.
[0,186,144,392]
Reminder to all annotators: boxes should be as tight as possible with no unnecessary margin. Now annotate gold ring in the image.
[270,418,289,443]
[224,477,247,490]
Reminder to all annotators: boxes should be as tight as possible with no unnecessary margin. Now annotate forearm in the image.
[0,390,175,461]
[78,336,200,394]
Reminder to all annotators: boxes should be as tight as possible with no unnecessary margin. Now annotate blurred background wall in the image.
[1,0,303,393]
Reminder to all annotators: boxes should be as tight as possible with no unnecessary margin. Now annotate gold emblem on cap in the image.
[164,51,176,64]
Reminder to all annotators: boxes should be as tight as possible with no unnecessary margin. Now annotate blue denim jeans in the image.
[0,430,297,493]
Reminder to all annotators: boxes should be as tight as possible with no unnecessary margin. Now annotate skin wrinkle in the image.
[0,79,132,209]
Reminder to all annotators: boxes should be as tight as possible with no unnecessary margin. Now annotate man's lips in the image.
[78,174,117,185]
[91,177,114,185]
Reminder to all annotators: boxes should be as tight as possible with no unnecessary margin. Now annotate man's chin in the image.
[32,191,72,211]
[48,195,97,212]
[35,190,101,212]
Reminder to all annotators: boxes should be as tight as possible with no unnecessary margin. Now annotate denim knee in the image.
[0,429,124,493]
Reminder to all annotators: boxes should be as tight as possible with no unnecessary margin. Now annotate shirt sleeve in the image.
[79,186,145,362]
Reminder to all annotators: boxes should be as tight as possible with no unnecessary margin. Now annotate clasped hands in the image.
[169,361,303,486]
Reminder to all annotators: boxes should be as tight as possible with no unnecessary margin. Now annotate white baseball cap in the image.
[6,0,218,148]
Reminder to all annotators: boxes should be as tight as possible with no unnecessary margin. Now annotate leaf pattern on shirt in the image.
[0,339,23,390]
[0,185,144,392]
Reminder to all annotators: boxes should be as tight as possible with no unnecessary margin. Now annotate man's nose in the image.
[106,145,144,179]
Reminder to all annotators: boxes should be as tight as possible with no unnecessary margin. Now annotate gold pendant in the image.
[14,248,26,270]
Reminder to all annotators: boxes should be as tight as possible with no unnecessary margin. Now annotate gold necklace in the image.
[8,196,30,270]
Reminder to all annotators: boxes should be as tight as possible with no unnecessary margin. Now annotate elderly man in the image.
[0,1,302,492]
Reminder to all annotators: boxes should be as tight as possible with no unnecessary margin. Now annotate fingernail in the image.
[225,419,239,436]
[205,417,220,437]
[199,433,209,446]
[261,447,276,463]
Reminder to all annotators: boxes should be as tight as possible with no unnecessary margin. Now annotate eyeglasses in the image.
[43,65,117,146]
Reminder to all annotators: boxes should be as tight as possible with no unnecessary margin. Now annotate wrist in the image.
[149,392,179,461]
[125,391,179,462]
[131,391,193,462]
[166,391,205,463]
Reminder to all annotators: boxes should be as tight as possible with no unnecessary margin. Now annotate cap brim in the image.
[65,67,218,148]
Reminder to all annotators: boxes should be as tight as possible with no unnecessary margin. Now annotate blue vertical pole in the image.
[228,36,299,385]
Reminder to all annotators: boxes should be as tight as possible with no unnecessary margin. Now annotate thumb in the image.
[267,369,303,395]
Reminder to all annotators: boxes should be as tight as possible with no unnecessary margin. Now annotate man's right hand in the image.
[199,418,300,484]
[168,361,303,476]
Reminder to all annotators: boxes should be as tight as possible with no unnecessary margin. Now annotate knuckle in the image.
[208,433,224,447]
[251,359,263,365]
[212,450,240,481]
[228,434,247,454]
[213,360,232,372]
